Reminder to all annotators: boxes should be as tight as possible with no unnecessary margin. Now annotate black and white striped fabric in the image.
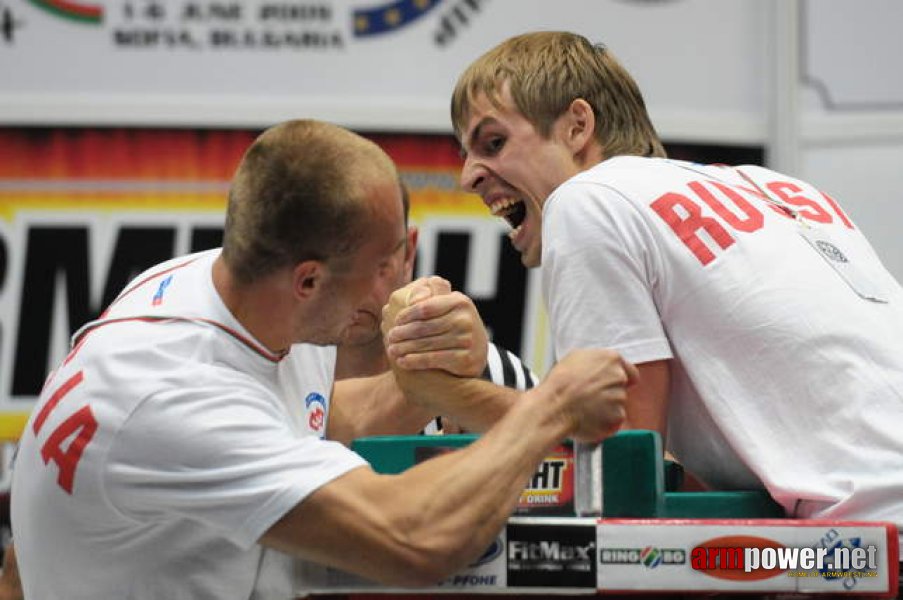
[422,342,538,435]
[482,341,538,390]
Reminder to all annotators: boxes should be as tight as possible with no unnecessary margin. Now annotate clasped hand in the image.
[381,276,488,378]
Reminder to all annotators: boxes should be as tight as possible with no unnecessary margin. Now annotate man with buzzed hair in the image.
[11,119,634,600]
[415,31,903,581]
[223,121,396,290]
[333,185,537,438]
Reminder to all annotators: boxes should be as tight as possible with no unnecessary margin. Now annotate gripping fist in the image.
[543,348,637,443]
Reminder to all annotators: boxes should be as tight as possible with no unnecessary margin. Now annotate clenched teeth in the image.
[489,197,522,217]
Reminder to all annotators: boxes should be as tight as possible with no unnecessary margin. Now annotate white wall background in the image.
[794,0,903,280]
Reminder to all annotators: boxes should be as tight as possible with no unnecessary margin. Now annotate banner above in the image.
[0,0,767,140]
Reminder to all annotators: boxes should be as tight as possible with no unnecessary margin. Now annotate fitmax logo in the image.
[509,540,594,561]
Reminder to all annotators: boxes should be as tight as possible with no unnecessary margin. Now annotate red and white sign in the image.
[597,519,898,596]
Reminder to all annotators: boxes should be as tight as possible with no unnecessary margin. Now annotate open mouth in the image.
[489,197,526,232]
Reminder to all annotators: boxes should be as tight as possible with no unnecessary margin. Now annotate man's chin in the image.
[520,250,541,269]
[510,233,540,268]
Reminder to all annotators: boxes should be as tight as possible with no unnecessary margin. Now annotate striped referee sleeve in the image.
[482,342,538,390]
[421,342,538,434]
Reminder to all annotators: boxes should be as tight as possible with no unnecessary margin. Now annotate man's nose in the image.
[460,156,487,192]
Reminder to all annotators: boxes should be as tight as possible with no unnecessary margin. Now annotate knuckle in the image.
[449,291,469,306]
[403,322,421,339]
[601,348,619,361]
[392,324,411,341]
[406,304,424,321]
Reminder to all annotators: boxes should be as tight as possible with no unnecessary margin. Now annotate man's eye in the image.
[485,137,504,154]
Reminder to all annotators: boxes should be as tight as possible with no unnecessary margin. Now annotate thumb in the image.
[425,276,451,295]
[622,358,640,386]
[406,284,433,305]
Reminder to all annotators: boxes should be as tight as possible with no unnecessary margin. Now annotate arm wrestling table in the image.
[301,431,899,598]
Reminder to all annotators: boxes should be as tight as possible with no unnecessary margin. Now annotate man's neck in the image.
[335,338,390,380]
[212,255,294,354]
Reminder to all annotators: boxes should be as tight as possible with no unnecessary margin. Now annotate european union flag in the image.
[353,0,442,38]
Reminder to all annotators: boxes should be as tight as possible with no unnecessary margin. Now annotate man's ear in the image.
[562,98,596,156]
[292,260,325,299]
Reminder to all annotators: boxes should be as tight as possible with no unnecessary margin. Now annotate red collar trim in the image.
[101,257,201,318]
[74,316,288,364]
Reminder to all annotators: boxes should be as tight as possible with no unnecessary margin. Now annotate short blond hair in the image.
[451,31,665,159]
[222,120,398,284]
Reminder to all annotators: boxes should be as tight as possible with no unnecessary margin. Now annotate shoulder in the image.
[74,319,276,435]
[78,316,229,376]
[546,156,674,222]
[113,249,219,301]
[109,364,287,471]
[563,156,672,191]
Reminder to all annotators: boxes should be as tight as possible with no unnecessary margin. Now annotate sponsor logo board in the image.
[597,521,895,595]
[439,534,506,589]
[515,444,574,516]
[507,520,596,589]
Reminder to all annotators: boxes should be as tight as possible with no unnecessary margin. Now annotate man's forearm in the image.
[392,368,519,433]
[266,349,629,586]
[329,371,435,445]
[265,380,571,587]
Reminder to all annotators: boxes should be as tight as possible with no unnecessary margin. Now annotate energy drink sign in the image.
[0,128,549,432]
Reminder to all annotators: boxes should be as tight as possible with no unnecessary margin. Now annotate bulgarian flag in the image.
[28,0,102,24]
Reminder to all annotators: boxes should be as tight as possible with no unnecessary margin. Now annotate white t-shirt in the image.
[12,249,367,600]
[542,157,903,529]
